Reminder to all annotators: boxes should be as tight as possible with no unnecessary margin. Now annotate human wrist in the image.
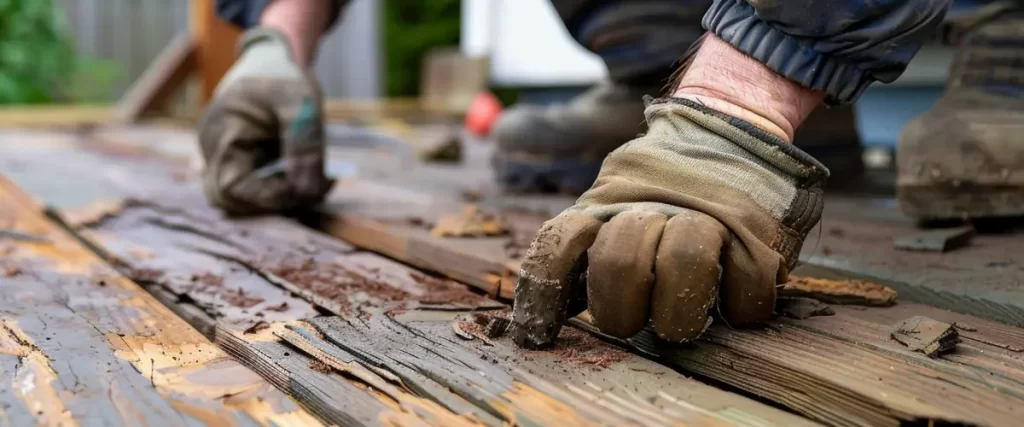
[259,0,332,67]
[671,34,825,143]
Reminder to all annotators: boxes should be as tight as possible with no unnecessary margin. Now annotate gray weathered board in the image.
[70,195,811,426]
[0,127,815,426]
[0,176,319,426]
[5,125,1024,426]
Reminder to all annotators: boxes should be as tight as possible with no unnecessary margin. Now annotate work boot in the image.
[491,82,658,194]
[897,6,1024,220]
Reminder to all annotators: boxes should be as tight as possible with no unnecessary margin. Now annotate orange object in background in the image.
[464,91,503,137]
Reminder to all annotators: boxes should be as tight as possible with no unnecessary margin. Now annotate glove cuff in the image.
[640,96,828,269]
[644,96,830,187]
[238,27,299,64]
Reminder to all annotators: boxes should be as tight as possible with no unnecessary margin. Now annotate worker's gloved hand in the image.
[511,98,829,349]
[198,28,333,215]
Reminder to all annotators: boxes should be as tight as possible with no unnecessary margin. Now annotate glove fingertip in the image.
[511,214,602,349]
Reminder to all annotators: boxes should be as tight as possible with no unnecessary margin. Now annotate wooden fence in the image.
[57,0,381,101]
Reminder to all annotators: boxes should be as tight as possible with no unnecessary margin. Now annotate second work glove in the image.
[198,28,333,215]
[511,98,829,348]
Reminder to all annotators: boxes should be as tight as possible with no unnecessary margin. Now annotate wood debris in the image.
[781,275,897,306]
[890,316,960,357]
[309,359,333,374]
[430,205,508,238]
[266,301,290,312]
[452,312,511,344]
[777,297,835,319]
[244,321,271,335]
[952,322,977,332]
[60,199,124,227]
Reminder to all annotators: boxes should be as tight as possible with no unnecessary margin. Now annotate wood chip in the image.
[781,276,897,306]
[430,205,508,238]
[952,322,977,332]
[266,301,290,312]
[243,321,271,335]
[890,316,960,358]
[777,297,835,319]
[60,199,124,227]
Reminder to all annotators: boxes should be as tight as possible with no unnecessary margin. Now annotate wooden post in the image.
[190,0,241,105]
[115,32,197,123]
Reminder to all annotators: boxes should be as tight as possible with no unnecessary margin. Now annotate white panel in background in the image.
[461,0,952,88]
[462,0,606,87]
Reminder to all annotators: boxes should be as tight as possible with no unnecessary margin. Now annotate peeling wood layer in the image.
[10,126,1024,427]
[0,176,318,426]
[74,196,805,427]
[572,304,1024,427]
[312,178,1024,426]
[67,195,811,426]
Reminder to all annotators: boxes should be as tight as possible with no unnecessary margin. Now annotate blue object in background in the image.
[854,86,944,149]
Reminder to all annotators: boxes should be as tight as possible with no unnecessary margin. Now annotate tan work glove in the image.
[511,98,829,349]
[198,28,333,215]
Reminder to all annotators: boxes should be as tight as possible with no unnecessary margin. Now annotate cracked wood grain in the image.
[17,125,1024,427]
[0,176,319,426]
[312,177,1024,427]
[51,175,812,424]
[313,312,818,427]
[571,306,1024,427]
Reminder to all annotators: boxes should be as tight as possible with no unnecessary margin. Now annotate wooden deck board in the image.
[67,198,502,426]
[0,128,808,426]
[73,195,807,426]
[0,176,318,426]
[317,180,1024,425]
[6,124,1024,426]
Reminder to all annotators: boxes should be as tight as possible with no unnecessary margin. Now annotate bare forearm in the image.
[672,34,825,143]
[259,0,333,67]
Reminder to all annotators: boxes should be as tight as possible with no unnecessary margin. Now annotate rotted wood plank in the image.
[70,194,812,426]
[64,196,504,426]
[372,311,817,427]
[570,296,1024,427]
[13,126,819,427]
[0,176,318,426]
[17,126,1024,426]
[0,129,508,425]
[312,181,1024,426]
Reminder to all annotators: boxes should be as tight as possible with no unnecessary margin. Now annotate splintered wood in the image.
[430,204,509,237]
[890,316,960,357]
[67,197,808,426]
[0,176,318,426]
[781,275,898,306]
[7,125,1024,427]
[312,179,1024,427]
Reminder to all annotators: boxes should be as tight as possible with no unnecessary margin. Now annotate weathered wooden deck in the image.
[1,123,1022,426]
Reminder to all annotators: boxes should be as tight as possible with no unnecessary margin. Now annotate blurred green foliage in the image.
[383,0,461,97]
[0,0,119,104]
